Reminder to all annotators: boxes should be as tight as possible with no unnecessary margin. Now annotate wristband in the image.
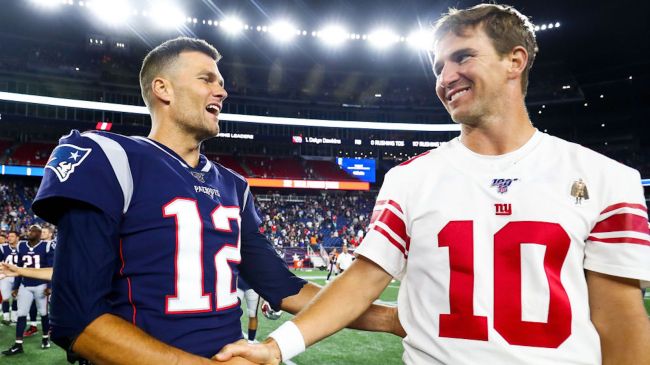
[268,321,306,361]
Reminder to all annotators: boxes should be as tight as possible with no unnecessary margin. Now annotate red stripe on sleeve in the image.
[386,200,404,214]
[587,236,650,246]
[376,208,409,243]
[600,202,648,215]
[591,213,650,234]
[371,199,404,223]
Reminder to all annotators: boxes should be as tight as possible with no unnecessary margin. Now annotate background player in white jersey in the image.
[216,4,650,365]
[237,277,260,343]
[0,231,19,325]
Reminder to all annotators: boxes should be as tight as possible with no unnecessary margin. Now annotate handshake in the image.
[213,337,283,365]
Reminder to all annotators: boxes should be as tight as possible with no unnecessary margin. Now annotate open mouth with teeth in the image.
[205,104,220,116]
[447,87,471,103]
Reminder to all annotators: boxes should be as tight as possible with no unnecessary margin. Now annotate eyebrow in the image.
[433,47,475,76]
[198,70,225,87]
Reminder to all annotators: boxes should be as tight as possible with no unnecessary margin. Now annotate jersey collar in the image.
[447,129,544,173]
[134,136,213,173]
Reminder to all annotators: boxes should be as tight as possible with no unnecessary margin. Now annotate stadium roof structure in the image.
[1,0,648,139]
[6,0,648,76]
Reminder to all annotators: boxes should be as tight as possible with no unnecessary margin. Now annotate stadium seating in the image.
[1,176,373,253]
[306,160,359,181]
[205,154,248,177]
[7,142,55,166]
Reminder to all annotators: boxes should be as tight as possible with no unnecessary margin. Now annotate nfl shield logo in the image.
[45,144,92,182]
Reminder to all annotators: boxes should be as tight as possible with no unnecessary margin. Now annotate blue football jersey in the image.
[0,244,19,265]
[16,240,54,287]
[33,130,305,357]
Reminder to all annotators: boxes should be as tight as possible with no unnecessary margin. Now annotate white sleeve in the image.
[355,168,410,280]
[584,167,650,288]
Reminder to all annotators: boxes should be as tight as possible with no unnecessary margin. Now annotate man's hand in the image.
[44,288,52,296]
[0,263,20,279]
[11,289,18,298]
[214,338,281,365]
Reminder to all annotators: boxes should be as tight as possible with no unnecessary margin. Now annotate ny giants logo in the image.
[491,178,519,194]
[494,203,512,216]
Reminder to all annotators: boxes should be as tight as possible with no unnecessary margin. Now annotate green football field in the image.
[0,270,648,365]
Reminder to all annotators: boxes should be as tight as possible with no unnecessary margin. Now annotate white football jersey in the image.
[356,131,650,365]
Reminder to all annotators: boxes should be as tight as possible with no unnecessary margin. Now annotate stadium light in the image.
[318,25,349,46]
[30,0,67,8]
[368,28,399,49]
[268,20,299,42]
[406,29,434,50]
[220,16,244,35]
[149,2,186,28]
[86,0,132,25]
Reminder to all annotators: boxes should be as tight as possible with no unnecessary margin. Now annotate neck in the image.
[28,239,39,247]
[149,115,202,168]
[458,102,535,155]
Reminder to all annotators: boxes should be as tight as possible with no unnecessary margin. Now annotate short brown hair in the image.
[433,3,538,95]
[139,37,222,108]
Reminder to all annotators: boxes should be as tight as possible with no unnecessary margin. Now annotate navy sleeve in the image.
[32,130,125,225]
[49,203,119,352]
[238,189,306,310]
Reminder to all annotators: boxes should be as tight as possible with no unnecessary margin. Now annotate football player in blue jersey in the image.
[31,37,402,365]
[0,231,20,325]
[2,225,54,356]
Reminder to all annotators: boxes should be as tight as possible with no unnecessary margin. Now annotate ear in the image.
[151,77,173,105]
[507,46,528,81]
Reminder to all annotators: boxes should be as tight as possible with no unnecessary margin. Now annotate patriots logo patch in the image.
[45,144,92,182]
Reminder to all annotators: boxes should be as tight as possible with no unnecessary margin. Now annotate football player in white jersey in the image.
[216,4,650,365]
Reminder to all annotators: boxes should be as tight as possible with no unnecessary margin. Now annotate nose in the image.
[437,62,460,89]
[214,83,228,101]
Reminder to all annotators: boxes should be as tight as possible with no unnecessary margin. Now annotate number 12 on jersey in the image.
[438,220,572,348]
[163,198,242,314]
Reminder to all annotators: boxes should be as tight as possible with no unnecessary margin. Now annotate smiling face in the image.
[41,227,52,240]
[433,26,511,126]
[7,232,17,246]
[166,51,228,141]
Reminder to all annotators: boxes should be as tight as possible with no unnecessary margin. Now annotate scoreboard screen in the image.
[337,158,376,183]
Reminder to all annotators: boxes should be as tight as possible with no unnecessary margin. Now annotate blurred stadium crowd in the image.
[0,178,372,261]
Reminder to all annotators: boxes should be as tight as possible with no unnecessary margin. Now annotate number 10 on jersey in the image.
[438,220,572,348]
